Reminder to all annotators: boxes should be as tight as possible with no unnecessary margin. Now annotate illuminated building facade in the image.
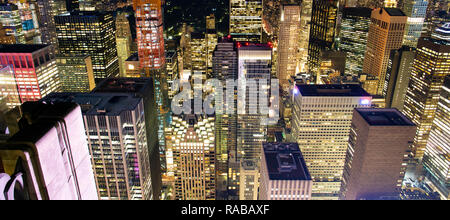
[36,0,67,48]
[277,4,301,89]
[291,84,372,199]
[55,11,119,80]
[403,38,450,159]
[363,8,407,95]
[133,0,165,72]
[239,159,259,200]
[166,113,216,200]
[403,0,429,48]
[423,76,450,200]
[212,37,239,200]
[0,65,19,110]
[0,44,60,103]
[338,7,372,76]
[307,0,339,80]
[0,23,15,44]
[56,55,95,93]
[191,33,207,78]
[43,92,154,200]
[340,108,415,200]
[124,53,141,77]
[259,143,313,200]
[116,12,132,77]
[166,51,178,99]
[93,78,162,200]
[230,0,263,42]
[0,101,98,200]
[0,4,25,44]
[206,14,217,77]
[383,46,415,111]
[384,0,398,7]
[237,43,272,162]
[298,0,312,73]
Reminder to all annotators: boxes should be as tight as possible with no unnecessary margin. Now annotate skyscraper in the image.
[36,0,67,48]
[291,84,372,199]
[338,7,372,76]
[423,76,450,200]
[230,0,263,42]
[403,38,450,159]
[403,0,429,47]
[165,113,216,200]
[92,77,162,200]
[116,12,132,77]
[363,8,407,95]
[340,108,416,200]
[206,14,217,78]
[259,142,313,200]
[0,44,60,103]
[43,92,154,200]
[307,0,339,80]
[277,4,301,89]
[212,37,239,200]
[383,46,415,111]
[56,55,95,93]
[239,159,259,200]
[133,0,165,73]
[0,101,98,200]
[55,11,119,80]
[237,43,272,161]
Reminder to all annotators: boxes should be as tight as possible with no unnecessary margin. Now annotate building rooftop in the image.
[296,84,371,97]
[342,7,373,18]
[0,44,50,53]
[356,108,415,126]
[262,143,311,181]
[42,93,142,116]
[93,78,153,95]
[237,42,273,50]
[383,8,406,17]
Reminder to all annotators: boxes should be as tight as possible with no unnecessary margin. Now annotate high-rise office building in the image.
[230,0,263,42]
[166,51,178,99]
[298,0,312,73]
[239,159,259,200]
[291,84,372,199]
[340,108,416,200]
[133,0,165,73]
[403,0,429,47]
[36,0,67,48]
[0,44,60,103]
[206,14,217,78]
[237,43,272,162]
[259,142,313,200]
[92,77,162,200]
[363,8,407,95]
[165,113,216,200]
[43,92,154,200]
[55,11,119,80]
[56,55,95,93]
[0,101,98,200]
[403,38,450,159]
[116,12,132,77]
[0,65,20,109]
[307,0,339,79]
[191,33,207,78]
[0,4,25,44]
[383,46,415,111]
[423,76,450,200]
[338,7,372,76]
[212,37,239,200]
[277,4,301,89]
